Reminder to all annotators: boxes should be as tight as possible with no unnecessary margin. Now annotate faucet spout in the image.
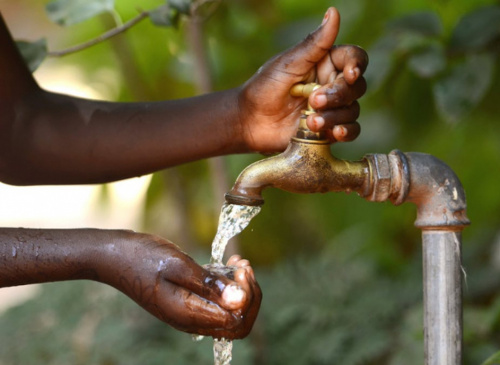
[225,137,371,206]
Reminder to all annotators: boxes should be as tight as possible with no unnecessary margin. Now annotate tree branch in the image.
[47,11,150,58]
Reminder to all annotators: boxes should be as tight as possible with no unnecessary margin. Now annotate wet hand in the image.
[237,7,368,152]
[108,234,261,340]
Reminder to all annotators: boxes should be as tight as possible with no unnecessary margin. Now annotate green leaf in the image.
[387,11,443,37]
[407,43,446,78]
[394,32,430,53]
[433,53,494,123]
[15,39,48,72]
[46,0,115,26]
[482,350,500,365]
[450,5,500,52]
[170,0,191,15]
[364,35,398,92]
[149,5,179,27]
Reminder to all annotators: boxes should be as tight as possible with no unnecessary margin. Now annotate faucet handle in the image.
[290,83,328,141]
[290,82,321,98]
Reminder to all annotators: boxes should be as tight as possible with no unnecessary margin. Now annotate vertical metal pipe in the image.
[366,151,469,364]
[422,230,463,365]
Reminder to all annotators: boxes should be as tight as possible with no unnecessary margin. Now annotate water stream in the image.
[208,203,261,365]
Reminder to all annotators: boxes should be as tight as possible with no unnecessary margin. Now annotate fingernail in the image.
[353,67,360,79]
[348,67,360,82]
[334,125,347,138]
[223,285,245,307]
[321,9,330,26]
[314,94,327,107]
[313,116,325,130]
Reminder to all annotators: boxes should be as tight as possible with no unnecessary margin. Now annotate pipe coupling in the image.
[364,150,409,205]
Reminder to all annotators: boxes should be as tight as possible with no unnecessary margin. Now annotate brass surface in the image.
[224,82,372,206]
[291,83,325,140]
[225,138,371,205]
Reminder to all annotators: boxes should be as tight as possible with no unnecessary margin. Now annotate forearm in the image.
[2,87,246,185]
[0,227,127,287]
[0,14,247,185]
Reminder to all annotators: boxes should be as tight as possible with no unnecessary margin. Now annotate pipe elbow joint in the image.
[367,151,470,230]
[404,152,470,229]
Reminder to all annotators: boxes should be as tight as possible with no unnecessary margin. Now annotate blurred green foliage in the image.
[3,0,500,364]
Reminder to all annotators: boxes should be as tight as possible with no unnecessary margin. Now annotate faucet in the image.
[225,83,372,206]
[224,82,471,365]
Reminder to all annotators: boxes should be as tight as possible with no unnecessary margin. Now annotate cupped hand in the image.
[237,7,368,152]
[108,233,261,340]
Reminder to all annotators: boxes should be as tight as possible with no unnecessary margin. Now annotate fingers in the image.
[309,77,367,110]
[306,101,360,133]
[329,45,369,84]
[332,122,361,142]
[221,255,255,310]
[307,115,361,143]
[226,254,242,266]
[305,74,365,143]
[270,7,341,79]
[154,279,240,336]
[157,256,261,340]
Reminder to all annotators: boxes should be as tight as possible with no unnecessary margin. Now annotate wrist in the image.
[217,86,251,154]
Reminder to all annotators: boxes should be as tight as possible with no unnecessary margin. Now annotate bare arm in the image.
[0,8,368,186]
[0,14,244,185]
[0,227,261,339]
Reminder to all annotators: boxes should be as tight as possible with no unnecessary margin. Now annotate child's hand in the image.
[237,7,368,152]
[107,233,261,340]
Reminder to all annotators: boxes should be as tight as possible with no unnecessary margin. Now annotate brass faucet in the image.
[225,83,372,206]
[224,83,471,365]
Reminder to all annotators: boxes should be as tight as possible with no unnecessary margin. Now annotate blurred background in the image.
[0,0,499,364]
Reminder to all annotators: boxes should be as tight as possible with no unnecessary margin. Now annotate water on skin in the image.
[203,203,261,365]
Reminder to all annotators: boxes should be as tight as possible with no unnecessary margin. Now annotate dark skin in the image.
[0,7,368,339]
[0,228,259,339]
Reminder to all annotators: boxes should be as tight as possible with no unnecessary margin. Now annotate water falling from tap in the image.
[210,203,261,265]
[209,203,261,365]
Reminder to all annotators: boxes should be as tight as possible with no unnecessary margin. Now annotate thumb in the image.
[278,7,340,77]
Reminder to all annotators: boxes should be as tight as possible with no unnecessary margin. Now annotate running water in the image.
[209,203,261,365]
[210,203,262,265]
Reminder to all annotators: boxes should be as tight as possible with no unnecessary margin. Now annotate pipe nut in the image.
[366,154,392,202]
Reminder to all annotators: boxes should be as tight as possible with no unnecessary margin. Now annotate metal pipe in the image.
[225,83,470,363]
[367,151,469,365]
[422,230,463,365]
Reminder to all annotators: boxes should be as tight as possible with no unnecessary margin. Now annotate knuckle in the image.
[328,87,346,105]
[357,77,368,96]
[351,101,361,118]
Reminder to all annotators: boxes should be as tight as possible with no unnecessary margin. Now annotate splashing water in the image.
[213,338,233,365]
[211,203,262,265]
[208,203,261,365]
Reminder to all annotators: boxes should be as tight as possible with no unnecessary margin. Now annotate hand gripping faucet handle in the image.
[290,83,328,141]
[290,83,321,99]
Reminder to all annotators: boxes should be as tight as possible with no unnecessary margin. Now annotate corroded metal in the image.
[366,151,470,229]
[225,82,371,205]
[367,150,469,365]
[225,138,371,206]
[226,82,470,364]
